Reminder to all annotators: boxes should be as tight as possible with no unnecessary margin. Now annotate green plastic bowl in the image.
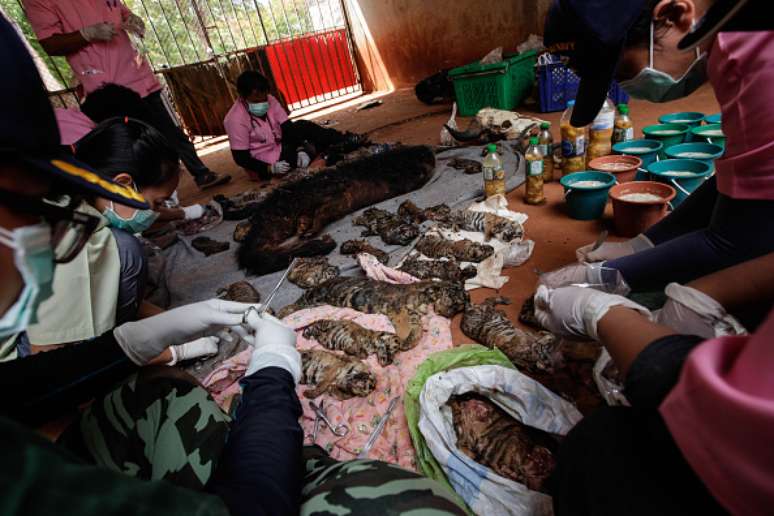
[690,123,726,148]
[642,124,691,157]
[647,159,712,207]
[659,111,705,127]
[613,139,663,178]
[703,113,721,124]
[665,142,724,169]
[559,171,616,220]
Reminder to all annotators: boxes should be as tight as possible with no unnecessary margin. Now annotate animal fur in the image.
[214,190,269,221]
[397,256,477,282]
[397,200,452,225]
[461,297,562,374]
[340,239,389,264]
[448,157,482,174]
[300,349,376,400]
[288,257,340,289]
[279,277,468,350]
[191,236,229,256]
[446,211,524,242]
[217,281,260,303]
[353,207,419,246]
[233,220,253,243]
[303,320,401,366]
[450,393,557,493]
[238,146,435,275]
[416,234,494,263]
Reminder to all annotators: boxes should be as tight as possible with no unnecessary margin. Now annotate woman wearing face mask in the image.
[223,70,365,181]
[542,0,774,298]
[23,117,181,352]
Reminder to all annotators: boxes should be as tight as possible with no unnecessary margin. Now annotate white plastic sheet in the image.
[418,365,583,515]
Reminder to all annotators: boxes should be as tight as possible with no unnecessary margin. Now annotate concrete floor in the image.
[177,84,720,342]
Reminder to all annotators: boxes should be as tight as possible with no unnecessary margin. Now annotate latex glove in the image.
[121,12,145,37]
[655,283,747,339]
[168,336,219,365]
[80,22,117,42]
[271,161,291,175]
[538,263,631,296]
[114,299,259,365]
[534,285,651,340]
[182,204,205,220]
[244,310,301,383]
[296,151,311,169]
[576,234,654,263]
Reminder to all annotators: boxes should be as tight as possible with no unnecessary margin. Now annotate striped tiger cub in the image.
[450,211,524,242]
[303,319,401,366]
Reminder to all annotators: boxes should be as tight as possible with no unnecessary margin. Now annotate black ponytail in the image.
[74,117,180,189]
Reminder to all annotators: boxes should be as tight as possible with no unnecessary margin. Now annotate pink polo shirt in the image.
[23,0,161,98]
[54,107,95,145]
[661,308,774,515]
[223,95,289,164]
[708,32,774,200]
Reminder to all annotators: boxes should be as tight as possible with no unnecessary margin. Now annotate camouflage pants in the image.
[301,446,466,515]
[59,367,231,491]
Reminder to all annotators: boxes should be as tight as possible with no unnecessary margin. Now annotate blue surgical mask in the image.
[104,201,159,234]
[0,222,55,338]
[619,20,707,103]
[247,101,270,117]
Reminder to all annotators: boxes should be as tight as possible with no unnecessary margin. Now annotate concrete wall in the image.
[346,0,551,89]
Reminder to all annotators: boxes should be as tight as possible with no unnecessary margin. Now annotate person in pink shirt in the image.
[54,107,95,147]
[22,0,230,190]
[224,71,365,181]
[542,0,774,294]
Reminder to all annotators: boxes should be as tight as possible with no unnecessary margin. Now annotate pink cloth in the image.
[660,308,774,515]
[355,253,420,284]
[223,95,289,164]
[54,107,95,145]
[708,32,774,200]
[23,0,160,98]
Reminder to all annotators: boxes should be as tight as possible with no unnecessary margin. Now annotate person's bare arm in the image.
[39,32,90,56]
[154,205,185,222]
[597,306,677,377]
[137,300,164,319]
[688,252,774,313]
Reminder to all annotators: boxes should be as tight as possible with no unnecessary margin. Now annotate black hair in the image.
[236,71,270,98]
[625,0,682,48]
[80,83,152,124]
[74,117,180,189]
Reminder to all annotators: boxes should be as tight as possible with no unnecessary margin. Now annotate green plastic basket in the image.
[449,50,536,116]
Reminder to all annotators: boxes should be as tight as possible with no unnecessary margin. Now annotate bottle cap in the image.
[567,100,576,107]
[540,121,550,129]
[529,136,538,145]
[618,104,629,114]
[487,143,497,153]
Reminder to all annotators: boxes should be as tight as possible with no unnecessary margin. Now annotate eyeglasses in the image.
[0,189,100,263]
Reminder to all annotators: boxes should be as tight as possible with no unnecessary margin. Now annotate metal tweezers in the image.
[242,257,297,323]
[309,401,349,437]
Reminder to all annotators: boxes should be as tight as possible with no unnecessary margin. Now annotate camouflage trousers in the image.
[301,446,466,515]
[59,367,231,491]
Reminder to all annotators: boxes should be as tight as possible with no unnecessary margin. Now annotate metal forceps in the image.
[241,258,298,324]
[309,401,349,437]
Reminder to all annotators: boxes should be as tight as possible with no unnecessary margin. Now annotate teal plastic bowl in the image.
[704,113,721,124]
[690,123,726,148]
[647,159,712,207]
[659,111,705,127]
[665,142,724,169]
[642,124,691,157]
[613,139,663,179]
[560,171,617,220]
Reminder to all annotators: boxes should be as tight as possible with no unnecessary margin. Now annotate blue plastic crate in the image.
[538,57,629,113]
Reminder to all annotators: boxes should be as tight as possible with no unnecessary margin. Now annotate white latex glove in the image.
[114,299,260,365]
[168,336,219,365]
[296,151,311,169]
[80,22,117,42]
[271,161,291,175]
[534,285,651,340]
[538,263,631,296]
[121,12,145,37]
[182,204,205,220]
[244,310,301,383]
[655,283,747,339]
[576,234,654,263]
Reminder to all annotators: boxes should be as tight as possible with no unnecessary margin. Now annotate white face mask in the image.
[619,20,708,102]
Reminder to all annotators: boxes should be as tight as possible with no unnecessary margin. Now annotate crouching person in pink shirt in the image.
[224,71,366,181]
[535,251,774,516]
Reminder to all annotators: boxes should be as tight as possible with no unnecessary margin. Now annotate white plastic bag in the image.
[419,365,583,516]
[440,102,458,147]
[592,349,629,406]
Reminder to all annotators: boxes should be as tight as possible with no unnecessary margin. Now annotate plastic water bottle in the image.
[614,104,634,143]
[560,100,587,175]
[538,121,554,182]
[482,144,505,198]
[587,97,615,166]
[525,136,546,205]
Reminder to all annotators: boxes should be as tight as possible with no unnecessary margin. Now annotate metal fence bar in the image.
[320,0,353,95]
[271,0,315,105]
[172,0,205,61]
[290,0,330,102]
[280,0,322,103]
[155,0,189,63]
[262,1,308,106]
